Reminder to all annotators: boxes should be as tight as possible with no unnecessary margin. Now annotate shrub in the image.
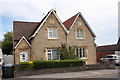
[59,44,77,60]
[19,60,84,70]
[19,61,34,70]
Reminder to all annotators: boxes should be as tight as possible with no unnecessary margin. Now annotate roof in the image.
[14,9,96,41]
[63,13,78,30]
[13,21,40,41]
[97,44,120,52]
[63,12,96,37]
[14,9,56,41]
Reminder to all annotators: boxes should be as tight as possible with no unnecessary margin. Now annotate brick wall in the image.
[96,51,115,62]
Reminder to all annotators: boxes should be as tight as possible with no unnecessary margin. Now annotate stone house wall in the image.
[67,16,96,64]
[31,13,67,60]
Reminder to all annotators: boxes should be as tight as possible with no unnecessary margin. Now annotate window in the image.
[76,30,83,39]
[76,48,86,58]
[48,28,57,39]
[46,49,59,60]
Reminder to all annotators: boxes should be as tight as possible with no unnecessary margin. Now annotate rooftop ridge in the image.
[97,44,117,47]
[13,21,40,23]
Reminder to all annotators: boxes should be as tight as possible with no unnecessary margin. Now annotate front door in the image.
[20,52,28,62]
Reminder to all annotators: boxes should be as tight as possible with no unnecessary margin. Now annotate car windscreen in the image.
[105,56,114,58]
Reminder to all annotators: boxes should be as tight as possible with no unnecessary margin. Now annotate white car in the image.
[100,54,120,65]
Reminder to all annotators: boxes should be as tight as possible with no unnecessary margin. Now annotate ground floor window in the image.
[76,48,86,58]
[46,49,60,60]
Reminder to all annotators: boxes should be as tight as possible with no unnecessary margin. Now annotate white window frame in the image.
[77,48,86,58]
[46,49,60,60]
[48,28,57,39]
[76,29,83,39]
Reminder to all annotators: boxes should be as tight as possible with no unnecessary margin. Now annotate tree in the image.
[59,44,77,60]
[2,31,13,55]
[0,40,2,49]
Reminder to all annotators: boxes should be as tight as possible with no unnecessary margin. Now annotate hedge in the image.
[19,60,84,70]
[19,61,34,70]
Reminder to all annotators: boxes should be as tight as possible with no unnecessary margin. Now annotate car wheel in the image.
[99,60,103,64]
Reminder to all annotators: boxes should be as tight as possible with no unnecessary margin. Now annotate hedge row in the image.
[19,60,84,70]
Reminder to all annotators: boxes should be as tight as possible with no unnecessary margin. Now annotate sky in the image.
[0,0,119,46]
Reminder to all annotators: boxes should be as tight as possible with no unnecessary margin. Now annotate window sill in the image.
[48,38,58,40]
[81,58,88,60]
[76,38,84,40]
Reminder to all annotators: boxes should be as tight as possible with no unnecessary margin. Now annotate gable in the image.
[63,12,96,38]
[29,9,67,39]
[32,13,67,48]
[15,36,31,49]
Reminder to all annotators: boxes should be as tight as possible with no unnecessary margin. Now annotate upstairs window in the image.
[48,28,57,39]
[76,29,83,39]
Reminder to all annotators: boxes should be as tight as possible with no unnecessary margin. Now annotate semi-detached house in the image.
[13,9,96,65]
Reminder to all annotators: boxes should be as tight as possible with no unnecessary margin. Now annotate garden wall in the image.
[15,63,116,77]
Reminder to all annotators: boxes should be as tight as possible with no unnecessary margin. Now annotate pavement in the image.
[19,69,119,78]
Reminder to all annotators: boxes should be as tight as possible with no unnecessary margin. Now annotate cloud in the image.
[0,0,119,45]
[1,0,118,21]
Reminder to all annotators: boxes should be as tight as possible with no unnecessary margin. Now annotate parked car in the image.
[99,54,120,65]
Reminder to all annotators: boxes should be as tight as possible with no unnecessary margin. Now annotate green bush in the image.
[59,44,77,60]
[19,60,84,70]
